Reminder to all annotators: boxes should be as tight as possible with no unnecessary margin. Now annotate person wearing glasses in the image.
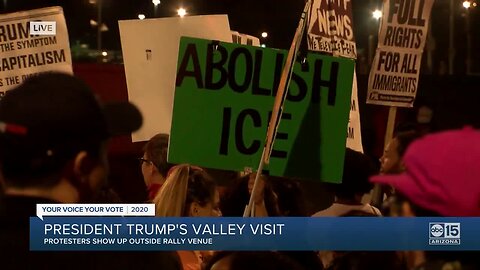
[139,133,171,201]
[154,164,221,270]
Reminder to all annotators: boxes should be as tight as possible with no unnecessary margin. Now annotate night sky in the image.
[1,0,479,73]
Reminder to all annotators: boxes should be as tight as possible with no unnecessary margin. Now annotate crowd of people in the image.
[0,72,479,270]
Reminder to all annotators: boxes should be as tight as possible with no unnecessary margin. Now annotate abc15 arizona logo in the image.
[429,223,461,245]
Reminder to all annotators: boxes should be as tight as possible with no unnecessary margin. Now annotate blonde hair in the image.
[153,164,215,217]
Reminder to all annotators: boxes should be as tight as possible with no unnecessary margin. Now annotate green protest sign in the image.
[169,37,354,183]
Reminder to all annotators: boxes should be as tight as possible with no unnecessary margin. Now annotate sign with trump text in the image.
[0,6,72,96]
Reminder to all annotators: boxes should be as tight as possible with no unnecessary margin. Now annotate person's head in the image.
[331,148,377,202]
[0,72,142,202]
[154,164,220,217]
[205,251,305,270]
[372,127,480,217]
[220,173,279,217]
[140,133,170,186]
[380,130,420,174]
[270,177,307,216]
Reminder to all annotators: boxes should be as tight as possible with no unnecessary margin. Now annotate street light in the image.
[369,9,382,67]
[463,0,471,9]
[138,14,146,20]
[177,8,187,17]
[261,32,268,38]
[372,9,382,20]
[152,0,160,17]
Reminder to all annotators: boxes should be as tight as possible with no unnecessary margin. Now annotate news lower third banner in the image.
[30,217,480,251]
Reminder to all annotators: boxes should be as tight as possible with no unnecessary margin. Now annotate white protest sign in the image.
[347,70,363,153]
[119,15,232,142]
[307,0,356,59]
[307,1,362,152]
[367,0,435,107]
[231,31,260,46]
[0,6,73,95]
[36,204,155,220]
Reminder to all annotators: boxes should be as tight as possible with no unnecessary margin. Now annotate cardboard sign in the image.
[347,70,363,153]
[307,0,356,59]
[367,0,435,107]
[231,31,260,46]
[169,37,354,183]
[119,15,232,142]
[0,6,73,95]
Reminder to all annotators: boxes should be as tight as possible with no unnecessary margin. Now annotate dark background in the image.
[2,0,480,74]
[2,1,480,213]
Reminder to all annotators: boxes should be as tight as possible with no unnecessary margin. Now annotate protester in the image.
[312,148,381,217]
[154,164,221,270]
[140,133,171,201]
[0,72,180,270]
[270,176,308,216]
[380,130,421,175]
[379,129,422,215]
[220,173,280,217]
[371,127,480,270]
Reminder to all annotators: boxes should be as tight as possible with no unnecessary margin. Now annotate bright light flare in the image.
[177,8,187,17]
[372,9,382,20]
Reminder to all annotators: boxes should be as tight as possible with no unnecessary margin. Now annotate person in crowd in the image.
[220,173,280,217]
[380,130,421,175]
[154,164,221,270]
[319,210,404,270]
[0,72,181,270]
[270,176,308,216]
[379,130,422,215]
[204,251,306,270]
[372,127,480,270]
[140,133,171,201]
[312,148,381,217]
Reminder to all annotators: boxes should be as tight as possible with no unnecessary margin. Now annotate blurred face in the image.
[73,143,109,202]
[380,138,402,174]
[140,153,154,186]
[190,190,222,217]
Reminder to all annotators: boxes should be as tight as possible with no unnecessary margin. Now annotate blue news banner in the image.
[30,217,480,251]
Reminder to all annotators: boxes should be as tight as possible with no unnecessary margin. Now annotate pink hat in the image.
[371,127,480,216]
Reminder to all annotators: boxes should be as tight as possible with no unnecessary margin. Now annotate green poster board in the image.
[169,37,354,183]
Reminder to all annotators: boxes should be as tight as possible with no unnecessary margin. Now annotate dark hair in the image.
[331,148,377,200]
[204,251,305,270]
[220,174,279,217]
[270,177,308,216]
[395,130,421,158]
[185,167,217,210]
[143,133,170,177]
